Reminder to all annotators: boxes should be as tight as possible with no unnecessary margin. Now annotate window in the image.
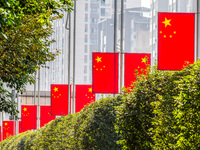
[84,66,87,74]
[90,39,97,45]
[90,28,97,34]
[85,14,88,22]
[84,55,87,63]
[85,3,88,11]
[84,45,88,53]
[90,18,99,24]
[85,35,88,43]
[85,24,88,32]
[101,8,105,16]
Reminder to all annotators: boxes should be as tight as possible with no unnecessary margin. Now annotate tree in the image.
[0,0,73,115]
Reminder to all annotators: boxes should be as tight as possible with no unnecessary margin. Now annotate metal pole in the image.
[72,0,76,114]
[34,73,37,106]
[12,90,15,136]
[197,0,199,61]
[67,12,71,115]
[38,69,40,129]
[113,0,117,96]
[1,111,3,141]
[16,93,19,135]
[120,0,124,93]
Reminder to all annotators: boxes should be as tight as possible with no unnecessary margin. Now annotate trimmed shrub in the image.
[116,60,200,149]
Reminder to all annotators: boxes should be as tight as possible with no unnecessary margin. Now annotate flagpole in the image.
[120,0,124,93]
[1,111,3,141]
[37,68,40,129]
[66,11,71,115]
[72,0,76,114]
[16,93,19,135]
[197,0,199,61]
[113,0,117,96]
[33,72,36,130]
[12,89,15,136]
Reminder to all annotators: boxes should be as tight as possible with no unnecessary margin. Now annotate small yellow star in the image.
[169,35,172,38]
[95,56,102,63]
[164,35,166,38]
[23,107,27,112]
[88,87,92,93]
[174,31,176,34]
[162,17,171,27]
[53,87,58,92]
[160,31,162,34]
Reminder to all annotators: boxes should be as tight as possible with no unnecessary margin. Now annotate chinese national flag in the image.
[92,53,118,93]
[75,85,95,113]
[40,106,56,127]
[158,12,195,70]
[19,121,28,133]
[125,53,151,88]
[3,121,14,140]
[21,105,37,129]
[51,84,71,116]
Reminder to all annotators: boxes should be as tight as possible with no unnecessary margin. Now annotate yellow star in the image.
[23,107,27,112]
[141,57,148,63]
[53,87,58,92]
[95,56,102,63]
[88,87,92,93]
[162,17,171,27]
[5,123,7,126]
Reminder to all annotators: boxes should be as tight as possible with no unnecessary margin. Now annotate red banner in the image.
[21,105,37,129]
[158,12,195,70]
[125,53,151,88]
[51,84,71,116]
[18,121,28,134]
[92,53,118,93]
[40,106,56,127]
[75,85,95,113]
[3,121,14,140]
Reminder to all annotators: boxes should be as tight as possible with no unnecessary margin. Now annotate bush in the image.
[0,95,121,149]
[117,60,200,149]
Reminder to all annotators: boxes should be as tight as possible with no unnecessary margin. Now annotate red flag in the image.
[75,85,95,113]
[51,84,71,116]
[40,106,56,127]
[21,105,37,129]
[18,121,28,133]
[3,121,14,140]
[158,12,195,70]
[125,53,151,88]
[92,53,118,93]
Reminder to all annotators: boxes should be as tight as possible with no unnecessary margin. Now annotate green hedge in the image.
[116,61,200,149]
[0,96,122,149]
[2,61,200,149]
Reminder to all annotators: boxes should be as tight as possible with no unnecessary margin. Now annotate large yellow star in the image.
[141,57,148,63]
[54,87,58,92]
[5,123,7,126]
[88,87,92,93]
[23,107,27,112]
[95,56,102,63]
[162,17,171,27]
